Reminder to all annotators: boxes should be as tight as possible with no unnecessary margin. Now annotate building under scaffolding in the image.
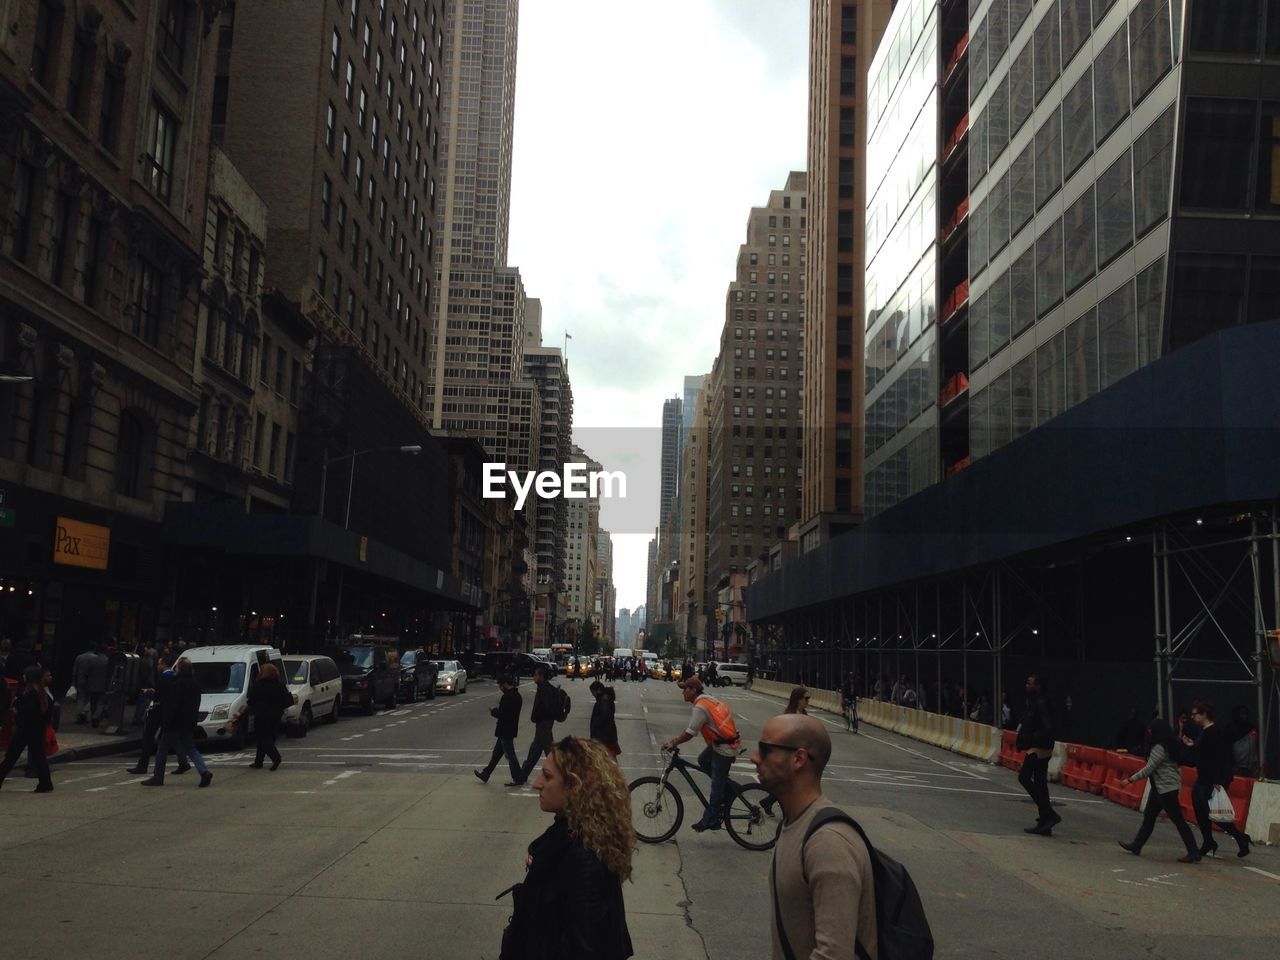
[747,323,1280,772]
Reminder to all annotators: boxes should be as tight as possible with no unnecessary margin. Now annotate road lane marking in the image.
[86,778,147,792]
[856,730,989,780]
[1244,866,1280,881]
[322,770,361,786]
[60,770,116,786]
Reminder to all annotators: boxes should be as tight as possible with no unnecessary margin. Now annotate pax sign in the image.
[53,517,111,570]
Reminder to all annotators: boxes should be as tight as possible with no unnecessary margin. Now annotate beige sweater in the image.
[770,797,877,960]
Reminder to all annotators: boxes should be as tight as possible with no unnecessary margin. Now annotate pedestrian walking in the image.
[127,657,189,776]
[84,643,109,727]
[475,674,523,784]
[752,714,882,960]
[1117,718,1201,863]
[1225,705,1260,778]
[0,665,55,793]
[142,658,212,788]
[589,680,620,759]
[1017,674,1061,836]
[1184,700,1250,858]
[71,645,97,724]
[785,686,810,715]
[244,663,294,770]
[513,665,557,786]
[133,648,156,727]
[498,736,634,960]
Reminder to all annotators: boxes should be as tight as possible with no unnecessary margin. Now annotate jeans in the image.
[154,730,209,782]
[518,723,554,782]
[480,737,521,782]
[1192,779,1247,849]
[1018,753,1054,821]
[1131,787,1198,855]
[697,745,734,825]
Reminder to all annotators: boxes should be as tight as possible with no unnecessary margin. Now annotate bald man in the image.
[753,714,877,960]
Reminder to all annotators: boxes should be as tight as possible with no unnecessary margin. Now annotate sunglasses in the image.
[758,741,801,757]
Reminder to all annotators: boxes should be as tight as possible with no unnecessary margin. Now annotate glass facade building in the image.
[965,0,1280,465]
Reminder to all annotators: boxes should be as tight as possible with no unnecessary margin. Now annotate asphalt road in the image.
[0,675,1275,959]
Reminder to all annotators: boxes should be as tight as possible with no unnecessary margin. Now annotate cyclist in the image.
[661,675,741,832]
[841,671,859,732]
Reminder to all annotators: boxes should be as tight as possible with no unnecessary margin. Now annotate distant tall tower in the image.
[800,0,894,552]
[428,0,529,467]
[660,397,683,533]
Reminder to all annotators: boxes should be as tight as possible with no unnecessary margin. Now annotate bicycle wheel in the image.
[724,783,782,851]
[629,776,684,843]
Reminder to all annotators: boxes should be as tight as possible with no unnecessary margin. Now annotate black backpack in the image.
[554,684,571,722]
[772,807,933,960]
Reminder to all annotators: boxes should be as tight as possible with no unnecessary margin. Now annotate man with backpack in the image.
[753,713,933,960]
[513,664,566,786]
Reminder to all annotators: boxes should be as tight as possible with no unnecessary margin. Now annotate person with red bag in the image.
[0,665,55,793]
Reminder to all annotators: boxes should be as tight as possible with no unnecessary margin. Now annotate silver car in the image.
[432,660,468,695]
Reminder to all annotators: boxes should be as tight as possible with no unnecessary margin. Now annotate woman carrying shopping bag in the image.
[1183,700,1250,858]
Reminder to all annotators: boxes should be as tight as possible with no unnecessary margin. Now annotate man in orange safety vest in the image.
[662,674,742,831]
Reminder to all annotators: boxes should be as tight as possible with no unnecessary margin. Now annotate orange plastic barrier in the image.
[1100,752,1146,810]
[1060,744,1107,794]
[1173,765,1255,834]
[999,730,1026,772]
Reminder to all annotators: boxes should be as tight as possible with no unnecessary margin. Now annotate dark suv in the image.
[484,650,556,682]
[397,650,438,702]
[323,643,398,714]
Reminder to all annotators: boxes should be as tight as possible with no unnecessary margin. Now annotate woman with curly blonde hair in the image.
[498,736,634,960]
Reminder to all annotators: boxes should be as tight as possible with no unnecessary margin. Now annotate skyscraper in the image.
[800,0,895,552]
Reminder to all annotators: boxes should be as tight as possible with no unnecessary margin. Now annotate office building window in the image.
[10,162,37,264]
[970,385,990,460]
[1034,3,1061,104]
[990,74,1010,161]
[990,369,1012,448]
[1011,43,1034,136]
[133,259,164,345]
[1065,306,1099,407]
[970,291,990,370]
[1035,106,1063,208]
[67,30,94,118]
[100,68,123,152]
[1169,253,1247,349]
[989,269,1012,353]
[1011,0,1033,36]
[1065,186,1096,294]
[990,0,1010,55]
[1011,246,1036,339]
[1036,218,1064,317]
[50,192,72,288]
[83,218,106,307]
[321,176,332,225]
[1129,0,1171,105]
[1098,279,1137,389]
[972,17,989,94]
[1133,105,1175,236]
[145,100,178,202]
[1094,25,1130,146]
[1094,0,1120,25]
[1097,151,1133,266]
[989,169,1011,255]
[1062,0,1092,67]
[1011,354,1035,439]
[116,410,152,499]
[31,0,61,88]
[1063,69,1094,176]
[1136,256,1166,364]
[1181,98,1253,211]
[1188,0,1262,56]
[1037,330,1066,425]
[970,110,988,192]
[971,198,990,273]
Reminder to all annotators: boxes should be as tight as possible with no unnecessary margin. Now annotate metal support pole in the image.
[962,579,969,717]
[1269,510,1279,777]
[1162,525,1175,715]
[993,568,1001,728]
[1153,521,1165,719]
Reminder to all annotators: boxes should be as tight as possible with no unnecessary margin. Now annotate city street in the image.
[1,679,1276,960]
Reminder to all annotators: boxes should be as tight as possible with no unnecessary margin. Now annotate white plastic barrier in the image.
[1245,780,1280,846]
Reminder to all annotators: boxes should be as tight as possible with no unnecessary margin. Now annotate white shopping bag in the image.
[1208,785,1236,823]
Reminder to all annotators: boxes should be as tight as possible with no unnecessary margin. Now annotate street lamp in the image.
[314,444,423,638]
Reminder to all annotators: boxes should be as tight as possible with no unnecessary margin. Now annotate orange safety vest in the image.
[694,694,740,748]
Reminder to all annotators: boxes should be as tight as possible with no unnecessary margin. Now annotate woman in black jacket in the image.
[245,663,295,770]
[588,681,620,759]
[500,736,634,960]
[0,665,54,793]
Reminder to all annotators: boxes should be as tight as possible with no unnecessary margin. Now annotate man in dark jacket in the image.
[127,657,190,776]
[1017,674,1060,835]
[475,674,523,784]
[142,658,212,788]
[514,665,557,786]
[1186,699,1250,857]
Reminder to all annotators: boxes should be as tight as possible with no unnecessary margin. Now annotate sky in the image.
[507,0,811,615]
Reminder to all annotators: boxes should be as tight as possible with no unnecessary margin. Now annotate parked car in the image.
[283,655,343,735]
[324,642,399,714]
[398,650,438,702]
[432,660,468,695]
[484,650,555,681]
[179,645,289,748]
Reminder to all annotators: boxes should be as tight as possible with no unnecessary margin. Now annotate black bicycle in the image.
[628,748,781,851]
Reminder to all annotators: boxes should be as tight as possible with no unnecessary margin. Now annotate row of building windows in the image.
[865,347,936,457]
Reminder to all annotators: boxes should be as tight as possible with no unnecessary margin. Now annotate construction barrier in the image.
[1100,752,1147,810]
[1060,744,1108,793]
[953,719,1001,762]
[1245,780,1280,846]
[999,730,1025,772]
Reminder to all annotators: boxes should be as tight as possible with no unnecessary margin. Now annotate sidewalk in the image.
[48,719,142,765]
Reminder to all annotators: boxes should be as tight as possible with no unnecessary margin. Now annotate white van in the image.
[180,645,288,747]
[531,647,553,661]
[714,662,750,686]
[612,648,634,660]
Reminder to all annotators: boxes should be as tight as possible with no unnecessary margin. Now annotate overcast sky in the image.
[507,0,810,615]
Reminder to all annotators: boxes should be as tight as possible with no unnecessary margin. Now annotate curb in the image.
[48,736,143,765]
